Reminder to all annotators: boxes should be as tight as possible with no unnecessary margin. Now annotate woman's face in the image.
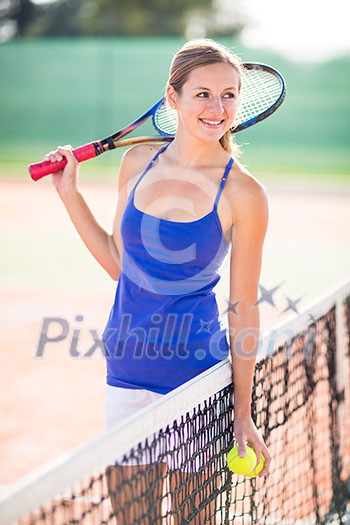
[168,62,240,144]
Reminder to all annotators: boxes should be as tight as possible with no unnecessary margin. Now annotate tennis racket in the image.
[28,63,286,181]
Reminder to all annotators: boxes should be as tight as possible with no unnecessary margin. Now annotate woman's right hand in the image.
[45,145,80,195]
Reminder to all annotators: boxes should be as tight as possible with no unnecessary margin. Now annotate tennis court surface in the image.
[0,279,349,524]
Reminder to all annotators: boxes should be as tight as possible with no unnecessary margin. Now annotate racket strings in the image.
[153,105,178,136]
[236,69,283,123]
[153,67,284,135]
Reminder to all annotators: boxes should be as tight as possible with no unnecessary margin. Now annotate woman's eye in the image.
[196,91,236,99]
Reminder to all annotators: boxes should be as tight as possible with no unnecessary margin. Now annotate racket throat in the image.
[93,139,113,156]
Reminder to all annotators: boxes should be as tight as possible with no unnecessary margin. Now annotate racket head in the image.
[234,62,286,132]
[152,62,286,136]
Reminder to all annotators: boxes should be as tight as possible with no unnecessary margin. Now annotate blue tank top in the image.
[103,144,234,394]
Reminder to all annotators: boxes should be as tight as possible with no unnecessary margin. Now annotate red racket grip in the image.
[28,142,102,181]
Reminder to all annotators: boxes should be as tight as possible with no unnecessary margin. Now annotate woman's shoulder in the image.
[120,143,165,173]
[117,143,165,189]
[228,160,269,220]
[230,160,268,199]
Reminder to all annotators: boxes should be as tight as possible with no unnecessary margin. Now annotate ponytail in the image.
[219,128,240,157]
[219,129,233,153]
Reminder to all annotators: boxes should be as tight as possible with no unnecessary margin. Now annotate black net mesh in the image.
[5,297,350,525]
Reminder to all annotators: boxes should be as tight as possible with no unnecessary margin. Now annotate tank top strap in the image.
[132,142,170,193]
[213,157,234,210]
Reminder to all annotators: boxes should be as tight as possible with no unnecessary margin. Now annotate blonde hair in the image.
[168,39,242,154]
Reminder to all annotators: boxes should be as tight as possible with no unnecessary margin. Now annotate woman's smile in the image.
[199,117,225,128]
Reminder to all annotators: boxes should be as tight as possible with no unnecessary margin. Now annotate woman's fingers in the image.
[258,443,272,477]
[46,145,80,189]
[45,151,62,162]
[243,435,271,476]
[249,440,272,476]
[45,145,73,163]
[236,437,247,458]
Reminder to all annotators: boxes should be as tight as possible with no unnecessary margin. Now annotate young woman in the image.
[46,39,271,522]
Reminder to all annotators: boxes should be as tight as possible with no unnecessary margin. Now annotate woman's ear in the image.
[166,84,177,109]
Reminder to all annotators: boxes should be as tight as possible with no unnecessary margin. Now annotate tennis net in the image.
[0,279,349,524]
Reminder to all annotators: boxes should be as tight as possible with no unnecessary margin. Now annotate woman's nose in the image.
[206,96,224,114]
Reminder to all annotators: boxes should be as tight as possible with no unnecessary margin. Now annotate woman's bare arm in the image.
[228,170,271,474]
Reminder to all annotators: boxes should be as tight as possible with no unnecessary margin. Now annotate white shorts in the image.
[105,384,229,473]
[105,384,164,430]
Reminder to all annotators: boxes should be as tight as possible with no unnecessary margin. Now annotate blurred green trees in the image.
[0,0,245,38]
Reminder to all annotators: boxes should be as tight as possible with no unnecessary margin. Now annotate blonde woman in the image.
[47,39,271,523]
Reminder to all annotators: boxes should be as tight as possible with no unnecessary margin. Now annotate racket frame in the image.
[233,62,286,132]
[28,63,286,181]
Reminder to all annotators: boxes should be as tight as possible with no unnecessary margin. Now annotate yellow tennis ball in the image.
[246,453,265,478]
[226,445,257,475]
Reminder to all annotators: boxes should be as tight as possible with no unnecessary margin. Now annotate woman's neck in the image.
[166,134,229,168]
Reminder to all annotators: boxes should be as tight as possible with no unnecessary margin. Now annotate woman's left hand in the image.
[233,415,271,477]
